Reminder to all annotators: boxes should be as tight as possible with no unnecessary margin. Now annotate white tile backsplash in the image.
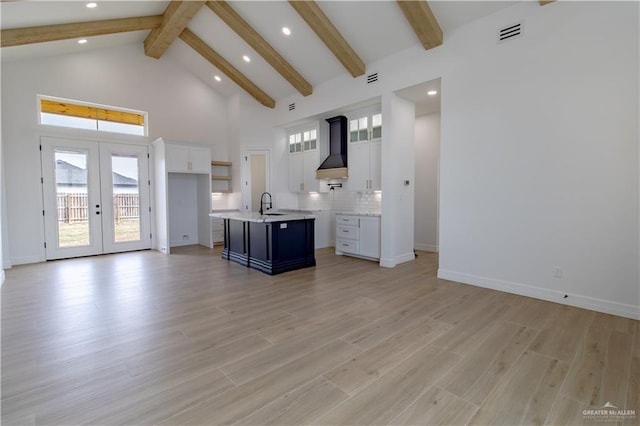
[296,190,382,213]
[211,192,241,211]
[214,190,382,213]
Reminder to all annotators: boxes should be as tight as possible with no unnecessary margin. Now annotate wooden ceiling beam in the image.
[1,15,163,48]
[288,0,365,78]
[144,0,206,59]
[539,1,556,5]
[396,1,443,50]
[206,1,312,96]
[179,28,275,108]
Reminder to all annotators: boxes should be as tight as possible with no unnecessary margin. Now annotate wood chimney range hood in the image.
[316,115,348,180]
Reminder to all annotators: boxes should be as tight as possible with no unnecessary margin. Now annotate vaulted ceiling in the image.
[1,1,552,108]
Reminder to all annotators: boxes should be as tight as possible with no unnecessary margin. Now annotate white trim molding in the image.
[0,270,5,287]
[438,269,640,320]
[415,243,439,253]
[380,252,416,268]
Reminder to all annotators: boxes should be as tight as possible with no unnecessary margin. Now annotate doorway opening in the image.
[395,78,441,260]
[241,150,271,213]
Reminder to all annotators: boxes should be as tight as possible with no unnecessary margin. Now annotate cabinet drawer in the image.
[336,225,358,240]
[212,220,224,232]
[336,215,359,226]
[336,239,359,254]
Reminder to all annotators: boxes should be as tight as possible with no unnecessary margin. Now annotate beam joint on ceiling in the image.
[288,0,365,78]
[144,0,206,59]
[206,0,312,97]
[539,1,556,5]
[0,15,163,48]
[396,0,443,50]
[179,28,275,109]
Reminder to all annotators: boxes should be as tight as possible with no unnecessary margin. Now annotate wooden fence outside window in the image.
[57,193,139,222]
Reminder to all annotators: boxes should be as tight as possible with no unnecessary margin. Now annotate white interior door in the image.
[41,137,151,260]
[241,150,270,213]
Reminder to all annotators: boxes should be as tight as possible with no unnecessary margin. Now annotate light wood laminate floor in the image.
[2,246,638,425]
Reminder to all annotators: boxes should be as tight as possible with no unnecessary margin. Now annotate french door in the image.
[41,137,151,260]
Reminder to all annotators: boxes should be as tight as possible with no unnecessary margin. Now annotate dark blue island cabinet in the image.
[222,217,316,275]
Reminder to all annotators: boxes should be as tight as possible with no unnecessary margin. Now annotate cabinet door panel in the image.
[348,142,370,191]
[369,141,381,191]
[359,216,381,259]
[190,147,212,173]
[289,154,303,192]
[302,150,320,193]
[165,145,189,172]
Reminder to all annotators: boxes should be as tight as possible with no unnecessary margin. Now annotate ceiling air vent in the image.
[366,73,378,84]
[288,103,295,111]
[498,22,523,43]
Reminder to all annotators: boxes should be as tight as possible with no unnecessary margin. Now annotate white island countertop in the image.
[209,211,316,223]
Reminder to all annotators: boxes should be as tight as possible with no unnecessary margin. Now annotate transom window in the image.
[289,128,317,153]
[39,96,147,136]
[350,112,382,143]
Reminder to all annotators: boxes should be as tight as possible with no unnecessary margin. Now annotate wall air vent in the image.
[288,103,295,111]
[498,22,523,43]
[366,73,378,84]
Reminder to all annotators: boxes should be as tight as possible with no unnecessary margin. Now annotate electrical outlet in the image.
[553,266,563,279]
[182,234,189,240]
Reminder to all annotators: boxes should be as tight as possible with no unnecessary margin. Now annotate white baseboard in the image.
[415,243,439,253]
[169,240,197,247]
[438,269,640,320]
[396,251,416,264]
[0,270,5,287]
[380,258,396,268]
[380,252,416,268]
[10,255,45,266]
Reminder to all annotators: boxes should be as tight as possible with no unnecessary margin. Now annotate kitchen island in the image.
[209,212,316,275]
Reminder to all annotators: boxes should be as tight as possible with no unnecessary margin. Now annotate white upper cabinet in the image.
[288,125,320,192]
[166,143,211,174]
[347,108,382,191]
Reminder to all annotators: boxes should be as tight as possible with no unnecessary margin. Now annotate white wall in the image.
[438,1,639,319]
[0,66,5,280]
[168,174,199,247]
[269,1,638,318]
[414,113,440,253]
[381,93,415,267]
[1,43,229,265]
[226,92,285,211]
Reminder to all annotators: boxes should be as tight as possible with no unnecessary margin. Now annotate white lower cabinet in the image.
[335,214,380,261]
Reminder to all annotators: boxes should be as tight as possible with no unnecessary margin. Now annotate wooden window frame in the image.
[38,95,148,136]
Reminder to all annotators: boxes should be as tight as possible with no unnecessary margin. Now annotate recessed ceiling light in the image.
[282,27,291,36]
[214,75,221,82]
[78,39,88,44]
[242,55,251,63]
[427,90,438,96]
[86,2,97,8]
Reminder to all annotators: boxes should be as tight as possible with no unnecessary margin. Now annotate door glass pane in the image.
[111,155,140,242]
[55,150,90,247]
